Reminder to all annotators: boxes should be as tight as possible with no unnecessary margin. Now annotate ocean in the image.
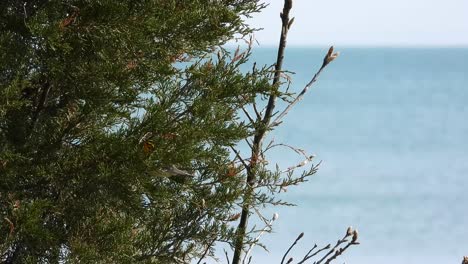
[242,47,468,264]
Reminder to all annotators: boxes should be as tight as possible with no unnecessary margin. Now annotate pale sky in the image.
[247,0,468,46]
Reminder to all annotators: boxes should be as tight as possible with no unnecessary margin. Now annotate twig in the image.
[316,228,358,264]
[242,213,278,264]
[196,239,216,264]
[271,46,340,127]
[271,65,324,127]
[289,227,358,264]
[252,99,262,120]
[252,207,270,226]
[244,138,253,150]
[280,155,316,174]
[30,80,51,133]
[224,249,231,264]
[264,143,310,159]
[241,105,256,125]
[323,242,352,264]
[296,244,318,264]
[230,146,250,172]
[298,244,331,264]
[281,232,304,264]
[323,229,359,264]
[316,240,346,264]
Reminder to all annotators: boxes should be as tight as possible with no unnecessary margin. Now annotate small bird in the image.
[163,165,195,177]
[147,165,195,183]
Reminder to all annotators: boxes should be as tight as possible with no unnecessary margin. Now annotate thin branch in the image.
[244,138,253,150]
[243,217,275,264]
[315,240,346,264]
[252,207,270,226]
[316,228,358,264]
[271,46,339,127]
[297,244,330,264]
[230,146,250,172]
[271,65,324,127]
[323,242,352,264]
[263,138,275,154]
[224,249,231,264]
[281,232,304,264]
[252,100,262,120]
[280,155,316,174]
[196,239,216,264]
[241,105,256,125]
[323,230,359,264]
[296,244,318,264]
[264,143,310,159]
[30,80,51,132]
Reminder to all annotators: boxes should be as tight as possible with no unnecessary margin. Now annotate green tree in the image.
[1,1,271,262]
[1,0,359,263]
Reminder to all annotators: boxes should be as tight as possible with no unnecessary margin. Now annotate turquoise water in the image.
[246,47,468,263]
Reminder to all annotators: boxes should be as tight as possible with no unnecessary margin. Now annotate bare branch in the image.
[231,1,294,263]
[297,244,330,264]
[316,228,359,264]
[241,105,256,125]
[252,100,262,120]
[230,146,250,173]
[196,239,216,264]
[244,138,254,150]
[281,155,316,174]
[271,46,340,127]
[243,214,277,264]
[224,249,231,264]
[281,232,304,264]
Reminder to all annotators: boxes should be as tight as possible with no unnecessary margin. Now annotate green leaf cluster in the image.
[0,1,271,263]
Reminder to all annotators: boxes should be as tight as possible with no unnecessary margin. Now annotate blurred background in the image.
[239,1,468,263]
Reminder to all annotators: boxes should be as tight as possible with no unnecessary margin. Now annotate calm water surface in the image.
[243,47,468,264]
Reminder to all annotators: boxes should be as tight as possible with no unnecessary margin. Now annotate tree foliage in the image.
[1,1,273,263]
[1,1,357,263]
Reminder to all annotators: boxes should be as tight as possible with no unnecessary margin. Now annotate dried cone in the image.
[226,163,237,177]
[59,8,79,30]
[125,60,138,70]
[142,141,155,154]
[160,133,177,140]
[227,212,241,221]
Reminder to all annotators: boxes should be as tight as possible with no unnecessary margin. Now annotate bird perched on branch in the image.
[139,132,195,181]
[146,163,195,183]
[162,165,195,178]
[152,165,195,183]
